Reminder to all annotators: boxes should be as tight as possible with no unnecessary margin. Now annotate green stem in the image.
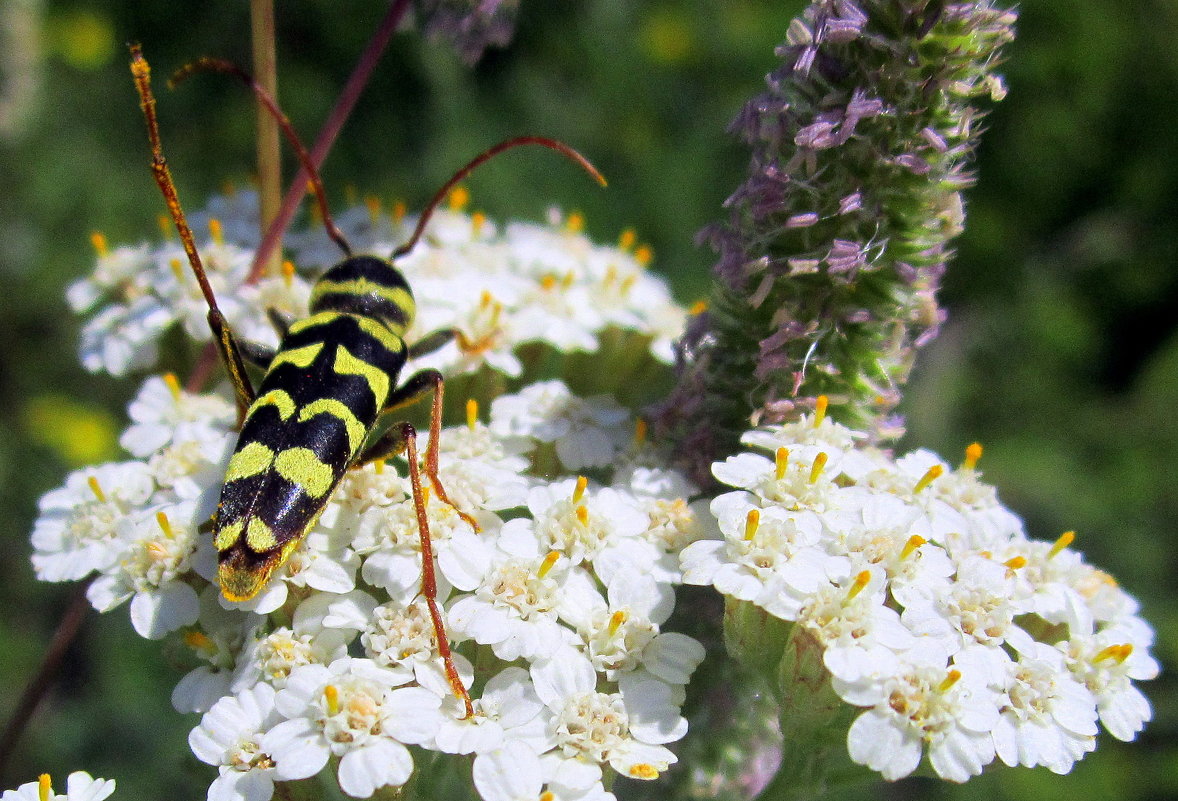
[250,0,282,277]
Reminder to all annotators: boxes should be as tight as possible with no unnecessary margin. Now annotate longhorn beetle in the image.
[128,44,605,717]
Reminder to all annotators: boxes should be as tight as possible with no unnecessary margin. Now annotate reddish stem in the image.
[246,0,412,284]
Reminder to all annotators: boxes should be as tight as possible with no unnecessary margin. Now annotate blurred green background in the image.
[0,0,1173,798]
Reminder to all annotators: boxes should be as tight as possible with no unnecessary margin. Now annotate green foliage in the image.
[0,0,1173,799]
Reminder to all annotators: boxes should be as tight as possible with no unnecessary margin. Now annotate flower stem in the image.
[250,0,282,278]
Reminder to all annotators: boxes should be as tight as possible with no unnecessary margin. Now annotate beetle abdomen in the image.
[213,311,407,600]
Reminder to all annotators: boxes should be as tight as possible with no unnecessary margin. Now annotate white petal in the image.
[337,739,413,797]
[473,741,544,801]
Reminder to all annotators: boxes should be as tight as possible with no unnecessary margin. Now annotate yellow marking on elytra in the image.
[775,447,789,480]
[274,447,336,499]
[246,517,279,552]
[310,279,415,331]
[225,441,276,483]
[163,372,182,401]
[169,257,185,282]
[814,395,829,427]
[689,299,708,315]
[809,452,828,483]
[900,535,926,560]
[608,610,628,635]
[355,312,408,353]
[87,475,106,503]
[939,669,962,692]
[287,311,343,335]
[299,398,367,454]
[282,259,296,288]
[448,185,470,211]
[913,464,944,493]
[156,511,174,538]
[565,211,585,233]
[214,519,244,551]
[1004,556,1027,570]
[334,345,391,408]
[38,774,51,801]
[324,684,341,716]
[1095,643,1132,664]
[90,231,108,257]
[208,217,224,246]
[963,442,983,470]
[635,244,653,266]
[1050,530,1075,558]
[846,570,872,601]
[538,550,561,578]
[572,476,588,504]
[466,398,479,430]
[157,213,173,240]
[629,764,660,780]
[253,389,297,421]
[269,342,324,371]
[365,194,382,224]
[744,509,760,541]
[618,228,637,251]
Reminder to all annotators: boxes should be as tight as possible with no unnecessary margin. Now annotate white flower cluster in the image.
[1,772,115,801]
[37,194,704,801]
[682,403,1159,783]
[70,190,683,379]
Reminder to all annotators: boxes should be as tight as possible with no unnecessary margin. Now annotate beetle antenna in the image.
[170,57,353,258]
[392,136,607,260]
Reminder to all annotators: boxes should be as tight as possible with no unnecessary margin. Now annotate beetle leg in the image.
[407,327,474,360]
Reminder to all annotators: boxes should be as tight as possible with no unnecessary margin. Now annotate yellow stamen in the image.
[846,570,871,601]
[900,535,926,560]
[963,442,983,470]
[620,274,636,295]
[576,505,589,525]
[561,270,575,290]
[572,475,588,504]
[744,509,760,541]
[814,395,829,427]
[471,211,487,237]
[540,274,558,291]
[629,764,660,780]
[1095,644,1133,664]
[808,452,828,483]
[392,200,407,223]
[38,774,51,801]
[1003,556,1027,570]
[169,257,185,282]
[775,447,789,481]
[618,228,637,251]
[364,194,382,224]
[421,484,432,505]
[634,418,648,446]
[157,213,173,240]
[466,398,479,430]
[689,299,708,316]
[208,217,224,246]
[156,511,174,538]
[939,669,962,692]
[604,265,619,286]
[184,630,214,652]
[374,459,386,475]
[282,259,296,288]
[565,211,585,233]
[324,685,340,716]
[163,372,182,401]
[1049,530,1075,559]
[913,464,944,493]
[540,793,556,801]
[448,185,470,211]
[608,610,628,635]
[90,231,108,257]
[87,475,106,503]
[538,550,561,578]
[634,244,653,266]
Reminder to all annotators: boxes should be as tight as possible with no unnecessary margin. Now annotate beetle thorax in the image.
[308,255,415,337]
